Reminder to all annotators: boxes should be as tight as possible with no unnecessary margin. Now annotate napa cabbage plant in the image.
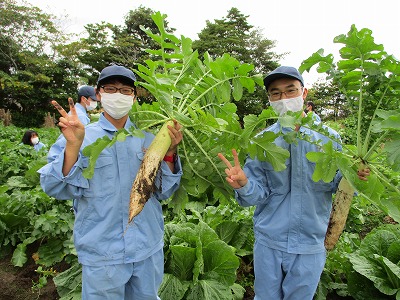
[347,224,400,299]
[160,221,244,300]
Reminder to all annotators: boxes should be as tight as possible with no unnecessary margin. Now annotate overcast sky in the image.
[27,0,400,86]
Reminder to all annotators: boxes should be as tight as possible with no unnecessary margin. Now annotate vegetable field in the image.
[1,13,399,300]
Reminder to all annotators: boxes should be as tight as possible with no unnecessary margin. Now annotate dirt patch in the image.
[0,248,58,300]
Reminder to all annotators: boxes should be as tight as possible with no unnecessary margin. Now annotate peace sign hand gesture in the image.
[52,98,85,146]
[218,149,248,189]
[52,98,86,176]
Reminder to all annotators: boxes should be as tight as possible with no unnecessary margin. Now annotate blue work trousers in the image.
[81,249,163,300]
[254,242,326,300]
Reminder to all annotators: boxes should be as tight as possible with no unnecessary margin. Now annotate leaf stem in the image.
[180,138,216,185]
[182,129,226,185]
[362,78,392,155]
[368,164,400,196]
[181,76,241,115]
[356,59,364,156]
[363,131,389,162]
[178,70,212,112]
[129,114,169,131]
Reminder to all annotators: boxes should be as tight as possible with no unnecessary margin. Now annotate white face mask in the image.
[100,93,134,120]
[86,100,98,111]
[269,94,304,116]
[31,137,39,145]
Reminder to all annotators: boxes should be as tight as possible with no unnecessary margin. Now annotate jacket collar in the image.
[276,121,312,135]
[98,113,136,132]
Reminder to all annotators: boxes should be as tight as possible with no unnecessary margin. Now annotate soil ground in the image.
[0,253,58,300]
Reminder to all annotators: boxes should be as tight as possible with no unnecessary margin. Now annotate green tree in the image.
[0,0,80,127]
[120,5,176,63]
[306,79,347,121]
[193,7,283,76]
[69,21,122,84]
[193,8,252,60]
[61,6,176,100]
[192,7,283,120]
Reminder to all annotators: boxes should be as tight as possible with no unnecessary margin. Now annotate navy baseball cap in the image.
[263,66,304,90]
[78,85,98,101]
[97,65,136,86]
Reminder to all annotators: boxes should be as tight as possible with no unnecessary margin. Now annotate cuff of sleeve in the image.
[159,156,183,190]
[51,150,86,184]
[235,181,251,196]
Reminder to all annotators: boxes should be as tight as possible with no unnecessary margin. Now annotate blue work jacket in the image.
[313,112,322,123]
[33,142,46,152]
[235,122,342,254]
[71,103,90,125]
[39,114,182,266]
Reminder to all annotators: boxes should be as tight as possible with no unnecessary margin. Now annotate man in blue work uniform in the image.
[72,85,99,125]
[39,65,183,299]
[218,66,370,300]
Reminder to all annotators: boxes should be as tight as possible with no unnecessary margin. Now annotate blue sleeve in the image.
[38,137,89,200]
[314,113,321,123]
[34,142,46,152]
[234,156,271,207]
[155,157,183,200]
[331,129,343,191]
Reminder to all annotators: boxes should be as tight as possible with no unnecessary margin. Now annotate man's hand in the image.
[218,149,248,189]
[52,98,85,145]
[166,120,183,155]
[357,168,370,181]
[52,98,86,176]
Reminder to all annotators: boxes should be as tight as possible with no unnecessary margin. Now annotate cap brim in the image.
[78,92,98,101]
[264,73,300,90]
[98,75,136,87]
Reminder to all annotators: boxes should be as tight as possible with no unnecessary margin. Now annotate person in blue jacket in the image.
[21,129,46,151]
[71,85,99,125]
[218,66,370,300]
[304,101,322,123]
[39,65,183,300]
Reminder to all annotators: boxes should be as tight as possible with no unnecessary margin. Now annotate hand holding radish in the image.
[166,120,183,155]
[357,168,370,181]
[218,149,248,189]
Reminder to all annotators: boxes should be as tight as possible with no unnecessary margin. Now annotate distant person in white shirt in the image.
[71,85,99,125]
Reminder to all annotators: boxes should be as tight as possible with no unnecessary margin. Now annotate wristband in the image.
[163,153,177,163]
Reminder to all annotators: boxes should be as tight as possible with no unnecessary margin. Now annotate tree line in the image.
[1,0,289,128]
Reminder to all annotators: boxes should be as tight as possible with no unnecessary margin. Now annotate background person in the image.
[304,100,321,123]
[72,85,99,125]
[218,66,369,300]
[21,129,46,151]
[39,65,183,300]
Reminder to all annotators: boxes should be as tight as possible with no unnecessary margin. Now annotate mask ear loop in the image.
[84,97,90,107]
[85,97,94,110]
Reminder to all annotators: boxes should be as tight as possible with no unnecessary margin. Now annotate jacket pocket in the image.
[82,155,115,198]
[263,159,291,194]
[306,160,333,192]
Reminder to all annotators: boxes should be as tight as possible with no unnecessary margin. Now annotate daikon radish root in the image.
[129,120,174,223]
[324,178,355,250]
